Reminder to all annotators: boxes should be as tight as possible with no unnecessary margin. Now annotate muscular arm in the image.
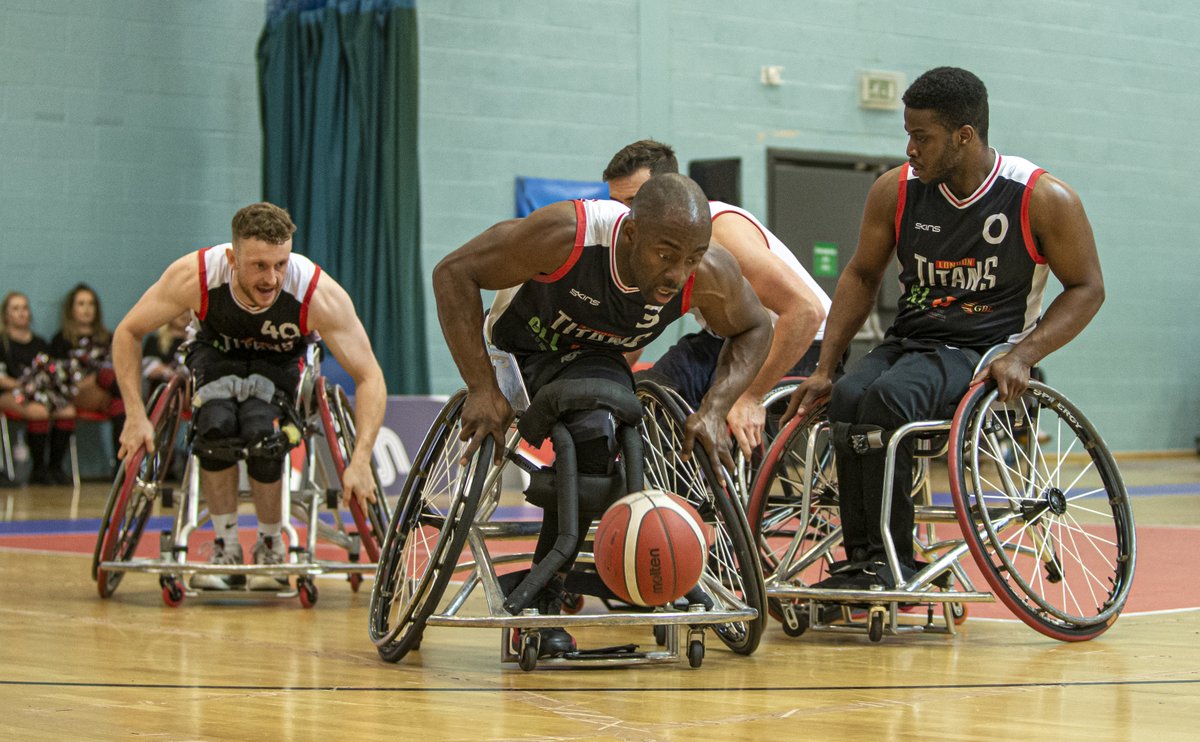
[688,244,773,465]
[712,213,825,399]
[711,213,825,452]
[306,275,388,505]
[979,174,1104,400]
[431,201,578,462]
[112,254,201,458]
[786,168,900,420]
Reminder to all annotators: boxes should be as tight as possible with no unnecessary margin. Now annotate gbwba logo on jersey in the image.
[569,288,600,306]
[915,222,941,233]
[960,301,993,314]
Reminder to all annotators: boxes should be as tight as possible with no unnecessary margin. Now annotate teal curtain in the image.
[258,0,426,394]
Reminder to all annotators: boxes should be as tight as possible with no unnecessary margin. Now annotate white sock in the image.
[258,521,284,552]
[210,512,239,549]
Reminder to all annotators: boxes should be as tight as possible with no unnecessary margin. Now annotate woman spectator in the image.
[1,292,76,484]
[141,311,192,398]
[51,283,124,473]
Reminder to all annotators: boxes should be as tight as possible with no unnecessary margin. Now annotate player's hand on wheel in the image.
[118,415,156,461]
[459,386,514,466]
[782,373,832,425]
[726,395,765,460]
[683,408,736,473]
[340,458,378,508]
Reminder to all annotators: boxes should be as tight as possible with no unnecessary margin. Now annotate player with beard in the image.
[111,202,386,591]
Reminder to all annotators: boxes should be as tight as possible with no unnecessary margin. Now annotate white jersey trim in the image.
[704,202,832,341]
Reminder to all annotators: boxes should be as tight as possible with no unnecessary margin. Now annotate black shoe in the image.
[48,468,72,486]
[538,627,577,657]
[530,579,576,657]
[28,469,51,486]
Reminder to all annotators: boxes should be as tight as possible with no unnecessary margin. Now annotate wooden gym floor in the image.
[1,455,1198,741]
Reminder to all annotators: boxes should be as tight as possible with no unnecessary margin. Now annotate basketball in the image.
[593,489,709,607]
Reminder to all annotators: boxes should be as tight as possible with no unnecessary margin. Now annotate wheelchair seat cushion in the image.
[518,378,643,445]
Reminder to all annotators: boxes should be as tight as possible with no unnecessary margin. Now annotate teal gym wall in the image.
[2,0,1197,452]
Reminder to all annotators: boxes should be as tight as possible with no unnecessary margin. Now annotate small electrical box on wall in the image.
[858,70,904,110]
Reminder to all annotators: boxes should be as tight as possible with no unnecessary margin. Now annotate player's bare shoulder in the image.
[692,240,742,295]
[157,249,206,308]
[303,269,355,335]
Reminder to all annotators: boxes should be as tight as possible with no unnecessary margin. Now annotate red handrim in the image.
[317,380,380,563]
[746,413,805,535]
[96,375,182,597]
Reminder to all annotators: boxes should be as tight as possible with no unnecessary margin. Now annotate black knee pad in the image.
[238,398,280,442]
[194,399,238,442]
[832,422,889,456]
[563,410,618,476]
[245,455,283,484]
[239,398,284,483]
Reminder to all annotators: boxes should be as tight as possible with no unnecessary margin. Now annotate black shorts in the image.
[640,330,828,410]
[516,348,635,400]
[186,344,302,396]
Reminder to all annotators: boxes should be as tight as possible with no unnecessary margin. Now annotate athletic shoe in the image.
[249,535,290,591]
[510,579,577,657]
[190,538,246,590]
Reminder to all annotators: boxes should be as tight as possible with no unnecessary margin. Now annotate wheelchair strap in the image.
[518,378,643,446]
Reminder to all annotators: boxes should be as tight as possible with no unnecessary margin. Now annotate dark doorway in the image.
[767,149,903,362]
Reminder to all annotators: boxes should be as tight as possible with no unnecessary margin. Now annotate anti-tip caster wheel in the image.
[161,576,184,607]
[518,631,541,672]
[298,578,319,608]
[868,607,886,643]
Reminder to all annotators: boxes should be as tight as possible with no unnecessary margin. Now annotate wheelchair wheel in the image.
[93,377,187,597]
[636,380,766,656]
[318,380,389,563]
[949,380,1136,641]
[746,402,840,622]
[369,390,492,662]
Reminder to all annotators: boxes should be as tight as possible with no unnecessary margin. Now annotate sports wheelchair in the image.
[367,351,765,671]
[92,348,388,607]
[747,345,1136,642]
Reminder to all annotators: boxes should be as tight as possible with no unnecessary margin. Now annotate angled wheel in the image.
[93,376,187,597]
[949,380,1136,641]
[317,380,389,563]
[369,391,492,662]
[746,402,840,622]
[636,380,766,656]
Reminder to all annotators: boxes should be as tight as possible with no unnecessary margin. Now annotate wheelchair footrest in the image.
[768,585,993,605]
[562,644,641,659]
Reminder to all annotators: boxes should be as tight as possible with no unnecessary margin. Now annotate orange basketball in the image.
[593,489,708,607]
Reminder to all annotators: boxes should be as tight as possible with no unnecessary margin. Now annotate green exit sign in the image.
[813,242,838,277]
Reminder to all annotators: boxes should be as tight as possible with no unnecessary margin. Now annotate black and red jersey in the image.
[485,200,694,355]
[193,245,320,364]
[891,152,1049,349]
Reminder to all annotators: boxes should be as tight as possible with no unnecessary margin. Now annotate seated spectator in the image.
[51,283,124,470]
[0,292,76,485]
[141,311,193,397]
